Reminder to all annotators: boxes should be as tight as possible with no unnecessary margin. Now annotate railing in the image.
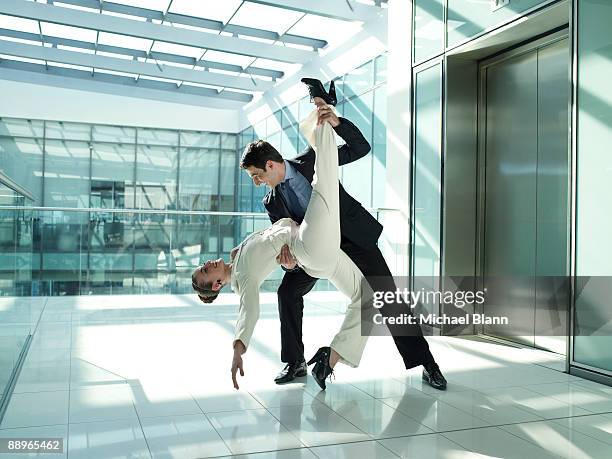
[0,206,400,297]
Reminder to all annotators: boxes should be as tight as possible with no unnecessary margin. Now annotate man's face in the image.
[245,161,281,188]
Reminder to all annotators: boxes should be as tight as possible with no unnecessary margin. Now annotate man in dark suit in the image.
[240,99,447,389]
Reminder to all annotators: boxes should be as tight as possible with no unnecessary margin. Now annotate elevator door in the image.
[481,38,569,353]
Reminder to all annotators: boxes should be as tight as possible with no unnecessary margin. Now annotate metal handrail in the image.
[0,206,400,215]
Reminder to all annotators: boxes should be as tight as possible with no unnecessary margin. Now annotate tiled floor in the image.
[1,293,611,458]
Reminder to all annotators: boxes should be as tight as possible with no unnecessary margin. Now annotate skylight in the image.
[289,15,363,47]
[0,14,39,34]
[150,42,203,59]
[109,0,171,12]
[202,50,253,68]
[230,3,304,35]
[0,53,46,65]
[48,62,94,72]
[0,0,385,106]
[97,32,153,51]
[40,23,97,43]
[169,0,242,23]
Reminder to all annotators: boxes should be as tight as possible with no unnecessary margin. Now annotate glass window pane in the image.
[412,64,442,278]
[238,169,253,212]
[92,125,135,143]
[253,119,266,139]
[44,140,90,208]
[219,215,235,256]
[239,127,254,149]
[375,54,387,85]
[0,188,18,299]
[180,131,220,148]
[221,133,236,150]
[0,137,44,205]
[91,143,135,209]
[340,91,374,207]
[573,0,612,373]
[87,211,134,295]
[280,125,299,159]
[133,213,175,293]
[299,95,312,123]
[372,86,387,208]
[0,118,44,138]
[138,128,178,146]
[178,148,219,211]
[135,145,178,209]
[333,77,345,103]
[45,121,91,141]
[447,0,550,48]
[344,61,374,99]
[281,101,299,129]
[39,210,87,298]
[267,131,281,156]
[219,152,236,212]
[414,0,444,63]
[267,111,282,136]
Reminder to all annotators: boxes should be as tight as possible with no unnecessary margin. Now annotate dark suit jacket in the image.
[263,117,383,250]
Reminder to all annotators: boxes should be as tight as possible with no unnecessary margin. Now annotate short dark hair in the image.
[240,140,283,170]
[192,268,219,304]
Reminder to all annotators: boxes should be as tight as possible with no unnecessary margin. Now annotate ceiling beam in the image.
[244,0,383,22]
[0,40,273,92]
[0,28,285,79]
[0,0,316,63]
[0,58,251,107]
[51,1,328,49]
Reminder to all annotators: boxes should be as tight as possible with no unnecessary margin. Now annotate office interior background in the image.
[0,0,611,458]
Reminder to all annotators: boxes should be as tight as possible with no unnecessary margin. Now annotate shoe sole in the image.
[274,369,308,385]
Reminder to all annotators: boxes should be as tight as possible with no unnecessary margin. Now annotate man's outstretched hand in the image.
[231,340,246,390]
[276,244,297,270]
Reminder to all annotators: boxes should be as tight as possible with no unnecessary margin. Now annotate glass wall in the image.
[573,0,612,374]
[235,54,387,291]
[0,119,239,296]
[447,0,554,48]
[411,0,557,58]
[237,54,387,213]
[31,209,275,296]
[0,182,33,402]
[1,54,388,297]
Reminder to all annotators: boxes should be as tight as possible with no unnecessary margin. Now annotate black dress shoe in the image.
[307,346,334,390]
[422,362,447,390]
[274,360,307,384]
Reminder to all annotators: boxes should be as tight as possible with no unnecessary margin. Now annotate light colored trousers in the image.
[291,109,371,367]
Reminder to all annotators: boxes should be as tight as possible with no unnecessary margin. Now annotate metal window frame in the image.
[567,0,612,382]
[409,57,445,334]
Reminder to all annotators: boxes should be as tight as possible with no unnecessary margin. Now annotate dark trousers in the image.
[277,240,435,369]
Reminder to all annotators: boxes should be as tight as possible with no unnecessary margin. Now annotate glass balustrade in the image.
[0,183,33,405]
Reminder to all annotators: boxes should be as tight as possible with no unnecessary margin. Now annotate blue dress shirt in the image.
[279,160,312,221]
